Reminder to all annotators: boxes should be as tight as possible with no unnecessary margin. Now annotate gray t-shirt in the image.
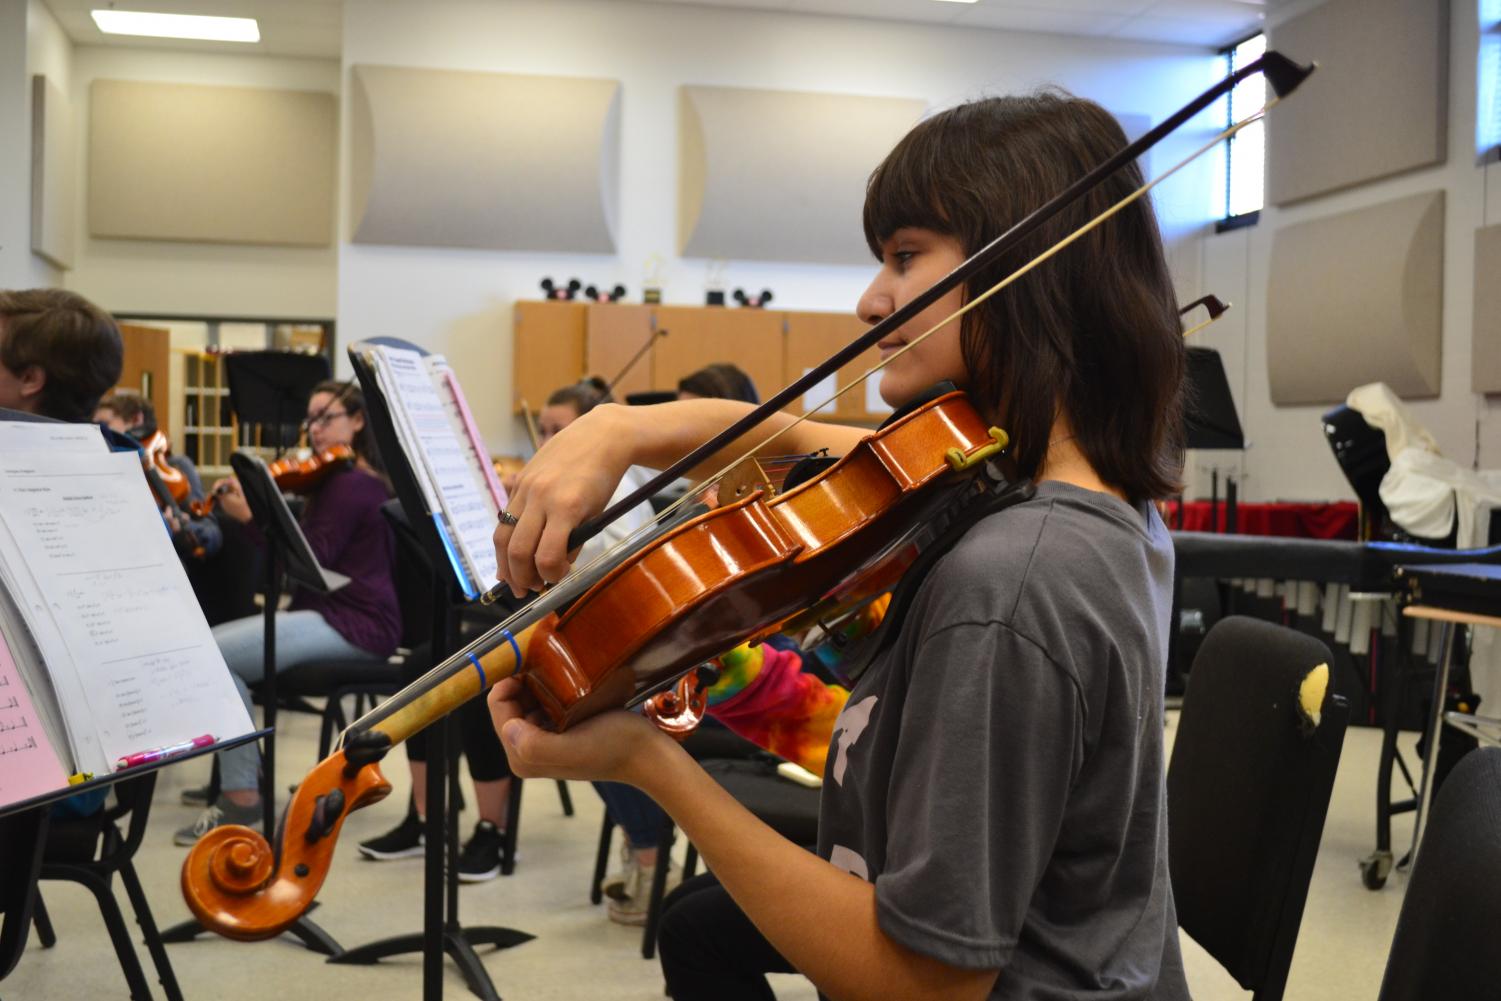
[817,480,1191,1000]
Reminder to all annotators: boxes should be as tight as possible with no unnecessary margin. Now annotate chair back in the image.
[1321,404,1390,539]
[1377,747,1501,1001]
[380,499,435,653]
[1168,616,1349,1001]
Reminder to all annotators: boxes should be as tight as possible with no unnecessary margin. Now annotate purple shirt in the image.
[288,465,401,657]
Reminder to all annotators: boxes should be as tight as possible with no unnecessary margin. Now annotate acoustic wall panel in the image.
[89,80,336,246]
[350,65,620,253]
[1267,191,1444,405]
[1475,224,1501,393]
[1267,0,1447,205]
[31,75,75,269]
[679,86,924,264]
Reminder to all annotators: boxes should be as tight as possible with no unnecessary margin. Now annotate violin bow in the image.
[520,397,541,452]
[533,51,1314,570]
[1179,294,1230,338]
[604,326,667,396]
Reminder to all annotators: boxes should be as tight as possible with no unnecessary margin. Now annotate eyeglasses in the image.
[304,409,348,430]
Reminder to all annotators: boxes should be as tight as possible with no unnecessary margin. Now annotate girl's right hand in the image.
[213,477,252,524]
[493,404,634,596]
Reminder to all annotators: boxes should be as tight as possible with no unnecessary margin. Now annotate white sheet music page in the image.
[426,355,503,590]
[373,346,498,596]
[0,450,253,774]
[0,628,69,805]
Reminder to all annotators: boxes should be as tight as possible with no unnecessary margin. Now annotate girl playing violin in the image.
[176,380,401,845]
[490,91,1190,1001]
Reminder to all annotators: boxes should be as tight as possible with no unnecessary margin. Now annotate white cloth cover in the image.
[1346,382,1442,461]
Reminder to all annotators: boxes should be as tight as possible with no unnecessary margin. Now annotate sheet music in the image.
[369,346,499,596]
[0,420,109,454]
[0,450,253,774]
[429,357,508,512]
[0,628,69,805]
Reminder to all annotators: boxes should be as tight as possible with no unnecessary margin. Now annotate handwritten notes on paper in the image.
[0,630,68,805]
[0,449,253,774]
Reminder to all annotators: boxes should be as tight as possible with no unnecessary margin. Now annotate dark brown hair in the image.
[863,91,1185,502]
[546,376,612,416]
[309,378,386,478]
[677,363,759,404]
[0,289,124,422]
[97,390,156,437]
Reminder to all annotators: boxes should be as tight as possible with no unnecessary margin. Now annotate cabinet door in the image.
[650,307,785,405]
[117,323,172,434]
[782,311,892,423]
[513,301,586,413]
[585,303,657,401]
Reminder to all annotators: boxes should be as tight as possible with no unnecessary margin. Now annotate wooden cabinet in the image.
[651,307,784,403]
[513,301,586,414]
[511,301,890,425]
[782,311,892,423]
[585,303,657,400]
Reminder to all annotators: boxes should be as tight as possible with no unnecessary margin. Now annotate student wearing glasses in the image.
[175,379,401,845]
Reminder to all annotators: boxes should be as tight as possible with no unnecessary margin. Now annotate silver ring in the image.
[498,510,519,527]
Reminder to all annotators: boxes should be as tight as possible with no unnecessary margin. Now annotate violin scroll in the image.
[180,750,392,941]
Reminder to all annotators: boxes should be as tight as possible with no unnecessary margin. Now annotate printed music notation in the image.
[0,735,38,757]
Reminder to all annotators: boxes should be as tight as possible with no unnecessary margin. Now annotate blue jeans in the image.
[594,781,669,849]
[213,610,378,793]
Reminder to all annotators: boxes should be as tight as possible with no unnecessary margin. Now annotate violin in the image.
[180,50,1315,942]
[189,445,356,516]
[134,431,205,560]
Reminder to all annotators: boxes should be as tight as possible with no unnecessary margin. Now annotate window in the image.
[1481,0,1501,161]
[1217,33,1266,230]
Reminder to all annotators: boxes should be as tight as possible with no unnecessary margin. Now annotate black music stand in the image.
[160,453,347,957]
[330,338,531,1001]
[225,351,331,455]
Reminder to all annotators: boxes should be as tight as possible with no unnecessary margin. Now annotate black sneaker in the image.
[457,820,504,882]
[358,808,425,860]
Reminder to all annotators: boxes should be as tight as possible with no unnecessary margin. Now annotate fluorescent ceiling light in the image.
[932,0,980,4]
[90,10,261,43]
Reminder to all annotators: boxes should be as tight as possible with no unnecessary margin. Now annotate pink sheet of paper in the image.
[0,631,70,807]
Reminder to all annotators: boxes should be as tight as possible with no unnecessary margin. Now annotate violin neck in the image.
[364,624,533,746]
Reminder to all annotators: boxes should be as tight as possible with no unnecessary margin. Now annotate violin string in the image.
[341,98,1273,740]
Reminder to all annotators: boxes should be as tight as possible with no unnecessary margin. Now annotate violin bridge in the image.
[719,456,775,504]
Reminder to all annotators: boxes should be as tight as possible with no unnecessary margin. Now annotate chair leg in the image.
[556,779,575,816]
[641,819,677,960]
[32,890,56,948]
[64,867,155,1001]
[119,860,184,1001]
[683,843,699,882]
[591,814,617,904]
[501,777,524,876]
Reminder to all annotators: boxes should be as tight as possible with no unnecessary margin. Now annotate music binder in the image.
[0,417,255,809]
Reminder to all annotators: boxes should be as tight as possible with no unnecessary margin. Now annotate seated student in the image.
[489,92,1191,1000]
[95,391,223,562]
[176,380,402,844]
[0,289,122,423]
[676,363,759,404]
[361,376,656,879]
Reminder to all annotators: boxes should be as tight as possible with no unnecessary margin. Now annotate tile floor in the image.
[4,708,1419,1000]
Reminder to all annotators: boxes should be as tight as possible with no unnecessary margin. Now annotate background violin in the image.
[189,444,356,516]
[134,431,205,559]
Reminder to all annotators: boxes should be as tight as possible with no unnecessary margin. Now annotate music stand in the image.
[160,453,348,957]
[1184,345,1245,533]
[225,351,331,455]
[330,338,531,1001]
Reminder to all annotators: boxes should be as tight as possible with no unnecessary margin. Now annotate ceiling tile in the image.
[952,4,1134,35]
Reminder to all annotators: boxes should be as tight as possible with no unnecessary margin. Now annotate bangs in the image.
[861,122,958,260]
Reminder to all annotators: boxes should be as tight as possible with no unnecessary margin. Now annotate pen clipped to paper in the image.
[115,734,214,771]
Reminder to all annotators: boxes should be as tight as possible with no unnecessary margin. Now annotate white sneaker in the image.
[602,841,637,901]
[606,860,679,927]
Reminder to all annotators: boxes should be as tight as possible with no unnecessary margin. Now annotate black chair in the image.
[263,499,429,761]
[1168,616,1349,1001]
[33,774,183,1001]
[1376,746,1501,1001]
[589,726,820,960]
[1321,404,1455,547]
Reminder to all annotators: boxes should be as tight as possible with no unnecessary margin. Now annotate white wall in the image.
[338,0,1224,456]
[1,0,67,291]
[1191,0,1501,503]
[64,46,340,318]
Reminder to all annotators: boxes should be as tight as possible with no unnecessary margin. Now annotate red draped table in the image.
[1164,500,1359,540]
